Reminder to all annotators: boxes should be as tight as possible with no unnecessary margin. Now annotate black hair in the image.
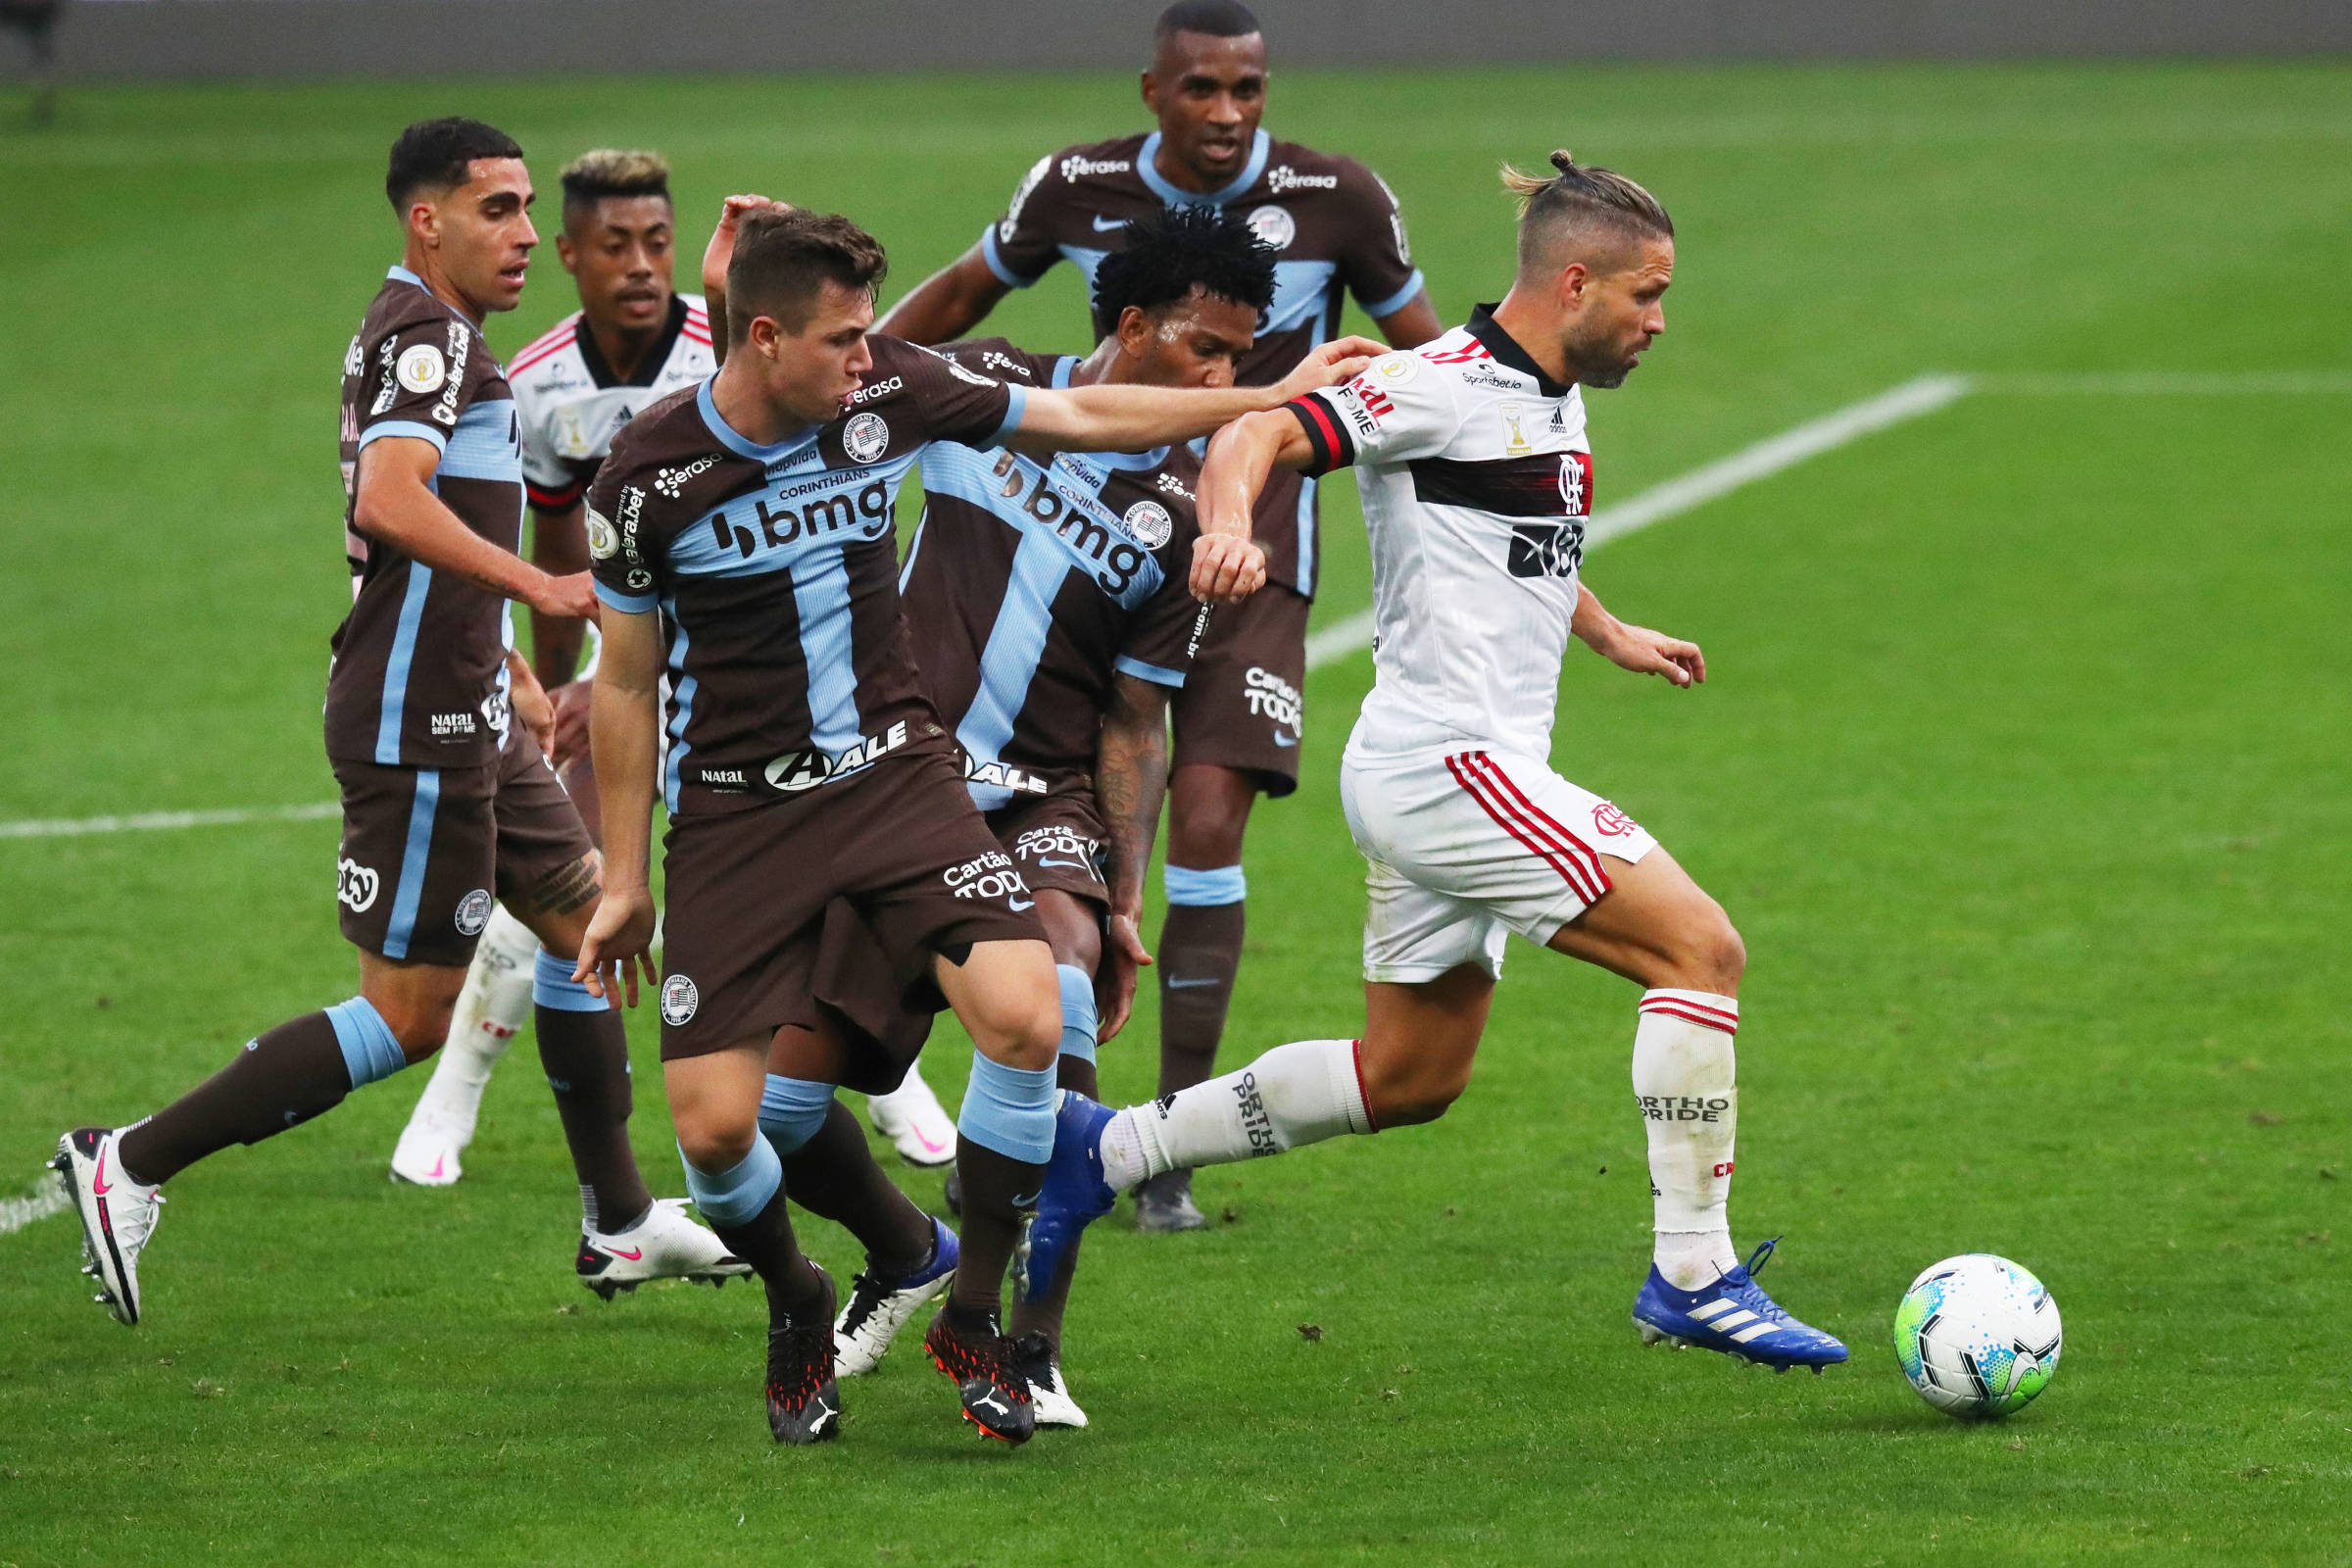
[1154,0,1259,40]
[1090,205,1276,337]
[385,117,523,213]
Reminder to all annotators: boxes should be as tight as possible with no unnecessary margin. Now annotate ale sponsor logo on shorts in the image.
[762,719,909,793]
[454,888,493,936]
[336,858,380,913]
[661,973,700,1026]
[943,849,1032,906]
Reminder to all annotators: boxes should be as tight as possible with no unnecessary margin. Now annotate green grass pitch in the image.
[2,60,2348,1565]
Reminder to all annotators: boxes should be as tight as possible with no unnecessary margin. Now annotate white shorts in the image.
[1340,744,1660,984]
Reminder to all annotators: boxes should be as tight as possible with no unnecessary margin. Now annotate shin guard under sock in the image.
[1632,989,1740,1288]
[1102,1038,1371,1191]
[534,951,651,1234]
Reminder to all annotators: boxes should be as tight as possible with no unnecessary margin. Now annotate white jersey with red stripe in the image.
[1283,303,1593,764]
[508,293,713,513]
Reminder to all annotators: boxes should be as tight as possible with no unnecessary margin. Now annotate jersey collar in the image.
[385,264,483,328]
[577,294,690,390]
[1467,303,1570,400]
[696,377,818,464]
[1138,128,1271,210]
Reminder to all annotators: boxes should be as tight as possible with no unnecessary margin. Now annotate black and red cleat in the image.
[922,1304,1036,1445]
[765,1266,842,1446]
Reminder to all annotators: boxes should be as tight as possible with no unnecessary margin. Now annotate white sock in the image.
[1633,989,1740,1289]
[1102,1039,1372,1191]
[409,906,538,1112]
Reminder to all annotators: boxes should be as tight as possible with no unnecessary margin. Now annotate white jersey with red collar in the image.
[1285,304,1593,762]
[507,293,713,513]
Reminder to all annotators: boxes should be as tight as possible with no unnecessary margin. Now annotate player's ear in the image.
[555,232,580,275]
[408,196,441,253]
[1140,69,1160,116]
[1556,261,1590,312]
[1115,304,1153,361]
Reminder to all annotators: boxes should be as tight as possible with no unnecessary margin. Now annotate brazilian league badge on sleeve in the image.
[843,412,890,465]
[1122,499,1174,550]
[660,973,700,1026]
[396,342,448,394]
[585,506,619,561]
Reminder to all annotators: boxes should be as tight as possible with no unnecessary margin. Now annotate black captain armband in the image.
[1284,395,1355,477]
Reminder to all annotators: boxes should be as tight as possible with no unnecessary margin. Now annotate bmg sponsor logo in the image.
[709,478,893,560]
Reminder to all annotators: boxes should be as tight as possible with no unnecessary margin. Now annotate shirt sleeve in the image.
[901,342,1025,449]
[1285,352,1460,475]
[355,317,482,459]
[1114,556,1200,689]
[1334,161,1425,321]
[584,467,661,614]
[980,153,1066,288]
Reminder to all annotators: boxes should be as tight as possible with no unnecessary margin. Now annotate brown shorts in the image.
[989,791,1111,909]
[1170,580,1309,798]
[330,725,593,966]
[656,745,1046,1061]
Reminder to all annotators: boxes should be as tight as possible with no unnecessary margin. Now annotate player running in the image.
[52,119,742,1331]
[881,0,1442,1233]
[750,205,1274,1431]
[1024,155,1849,1375]
[572,203,1374,1445]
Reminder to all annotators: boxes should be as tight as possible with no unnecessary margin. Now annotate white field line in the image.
[1306,372,1971,671]
[0,801,341,841]
[0,1177,71,1238]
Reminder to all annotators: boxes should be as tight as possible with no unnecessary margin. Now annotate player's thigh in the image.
[1167,581,1310,825]
[332,754,499,969]
[932,938,1061,1070]
[993,797,1109,973]
[1359,964,1497,1126]
[1166,763,1260,866]
[490,725,602,956]
[1545,847,1744,995]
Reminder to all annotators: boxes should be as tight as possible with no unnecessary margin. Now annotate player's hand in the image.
[1094,908,1153,1044]
[508,653,557,759]
[1272,334,1385,402]
[526,568,599,622]
[1190,533,1267,604]
[549,676,595,772]
[574,884,658,1007]
[1593,620,1706,688]
[702,194,790,303]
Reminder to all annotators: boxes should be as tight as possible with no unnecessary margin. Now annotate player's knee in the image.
[372,995,457,1062]
[1359,1053,1470,1129]
[674,1114,756,1174]
[973,1006,1061,1073]
[1688,906,1745,995]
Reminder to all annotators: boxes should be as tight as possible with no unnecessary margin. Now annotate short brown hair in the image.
[1502,151,1672,273]
[727,208,888,340]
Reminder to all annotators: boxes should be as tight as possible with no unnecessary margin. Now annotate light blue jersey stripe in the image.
[1359,269,1427,320]
[791,551,860,756]
[980,224,1037,289]
[662,607,695,814]
[375,564,433,763]
[357,419,447,454]
[381,768,441,960]
[1114,654,1186,688]
[1297,473,1319,599]
[955,531,1068,810]
[438,398,519,483]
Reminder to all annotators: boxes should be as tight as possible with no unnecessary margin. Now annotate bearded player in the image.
[882,0,1441,1232]
[1024,155,1849,1375]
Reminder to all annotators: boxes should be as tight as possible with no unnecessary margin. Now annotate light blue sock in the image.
[1055,964,1099,1064]
[323,997,406,1089]
[957,1052,1057,1164]
[677,1134,782,1227]
[531,947,607,1012]
[759,1075,838,1156]
[1164,863,1246,906]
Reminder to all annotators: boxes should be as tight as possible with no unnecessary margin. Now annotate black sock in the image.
[1008,1055,1098,1348]
[779,1101,933,1276]
[536,1004,653,1234]
[708,1179,826,1327]
[117,1011,355,1185]
[948,1139,1047,1321]
[1157,900,1246,1098]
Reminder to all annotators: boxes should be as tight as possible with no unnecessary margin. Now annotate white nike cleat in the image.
[388,906,536,1186]
[53,1127,164,1328]
[867,1064,957,1167]
[576,1198,753,1300]
[834,1217,959,1377]
[1012,1332,1089,1429]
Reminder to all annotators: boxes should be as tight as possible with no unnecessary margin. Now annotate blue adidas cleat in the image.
[1017,1093,1118,1304]
[1632,1238,1848,1372]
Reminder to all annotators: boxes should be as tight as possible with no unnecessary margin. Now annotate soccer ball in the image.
[1893,1254,2063,1419]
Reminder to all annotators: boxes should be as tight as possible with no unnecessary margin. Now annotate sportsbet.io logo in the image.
[660,973,700,1026]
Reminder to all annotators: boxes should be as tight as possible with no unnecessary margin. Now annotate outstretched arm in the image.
[1091,672,1172,1043]
[1004,334,1379,464]
[571,605,664,1004]
[1571,582,1706,689]
[1190,405,1322,602]
[876,243,1014,345]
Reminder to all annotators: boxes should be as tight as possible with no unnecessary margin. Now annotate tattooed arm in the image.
[1092,671,1173,1042]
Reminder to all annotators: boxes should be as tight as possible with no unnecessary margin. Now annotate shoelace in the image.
[766,1322,832,1406]
[1743,1236,1782,1279]
[116,1190,166,1254]
[1009,1331,1055,1388]
[839,1273,894,1336]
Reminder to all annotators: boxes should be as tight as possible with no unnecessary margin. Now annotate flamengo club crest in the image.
[1557,451,1592,516]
